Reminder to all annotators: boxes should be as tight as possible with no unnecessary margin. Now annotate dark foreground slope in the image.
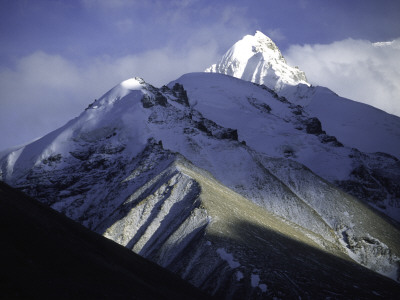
[0,182,214,300]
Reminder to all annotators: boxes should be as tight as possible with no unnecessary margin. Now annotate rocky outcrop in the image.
[1,74,400,298]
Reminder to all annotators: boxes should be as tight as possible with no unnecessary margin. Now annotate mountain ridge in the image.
[0,181,215,300]
[206,31,309,90]
[1,31,400,298]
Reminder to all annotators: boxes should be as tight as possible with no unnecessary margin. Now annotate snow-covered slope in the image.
[205,31,309,91]
[1,72,399,297]
[207,31,400,159]
[206,31,400,221]
[171,73,400,222]
[280,84,400,158]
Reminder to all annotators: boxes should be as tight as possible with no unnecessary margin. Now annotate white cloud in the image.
[0,43,220,150]
[0,1,255,150]
[285,38,400,116]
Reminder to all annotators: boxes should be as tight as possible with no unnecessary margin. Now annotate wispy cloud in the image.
[0,42,221,149]
[0,0,256,150]
[285,38,400,116]
[266,28,286,42]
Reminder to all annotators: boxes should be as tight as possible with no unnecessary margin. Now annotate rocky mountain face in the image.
[0,181,214,300]
[1,32,400,299]
[206,31,400,223]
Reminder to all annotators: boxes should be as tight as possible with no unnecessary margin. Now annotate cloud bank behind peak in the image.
[285,38,400,117]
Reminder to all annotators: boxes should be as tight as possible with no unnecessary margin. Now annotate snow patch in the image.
[259,283,268,293]
[121,77,144,90]
[5,147,23,181]
[250,273,260,287]
[216,248,240,268]
[251,273,267,292]
[235,271,244,281]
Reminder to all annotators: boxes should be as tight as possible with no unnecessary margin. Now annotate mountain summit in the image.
[1,32,400,299]
[206,31,309,90]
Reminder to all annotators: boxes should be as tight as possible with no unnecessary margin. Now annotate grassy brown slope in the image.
[0,181,215,300]
[176,160,400,299]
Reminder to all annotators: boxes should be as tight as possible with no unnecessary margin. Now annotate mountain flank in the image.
[1,31,400,299]
[0,181,214,300]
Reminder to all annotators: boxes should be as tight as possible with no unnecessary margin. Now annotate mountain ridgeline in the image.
[1,32,400,299]
[0,181,214,300]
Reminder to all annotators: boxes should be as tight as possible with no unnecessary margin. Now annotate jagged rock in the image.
[42,154,62,165]
[214,128,238,141]
[247,97,272,113]
[319,134,343,147]
[195,120,212,135]
[1,70,400,299]
[141,94,154,108]
[305,117,325,135]
[141,93,167,108]
[172,83,190,106]
[291,105,303,115]
[154,92,168,106]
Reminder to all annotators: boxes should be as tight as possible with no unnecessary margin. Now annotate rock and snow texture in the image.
[205,31,309,91]
[205,31,400,221]
[1,72,400,295]
[171,73,400,224]
[207,31,400,159]
[1,36,400,298]
[279,84,400,159]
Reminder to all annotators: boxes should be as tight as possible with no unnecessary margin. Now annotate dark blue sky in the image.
[1,0,399,150]
[1,0,399,64]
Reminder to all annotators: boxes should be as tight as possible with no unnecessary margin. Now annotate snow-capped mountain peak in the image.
[91,76,148,108]
[206,31,309,90]
[251,30,285,60]
[2,36,400,298]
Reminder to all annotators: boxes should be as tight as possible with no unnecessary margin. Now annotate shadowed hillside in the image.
[0,181,215,299]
